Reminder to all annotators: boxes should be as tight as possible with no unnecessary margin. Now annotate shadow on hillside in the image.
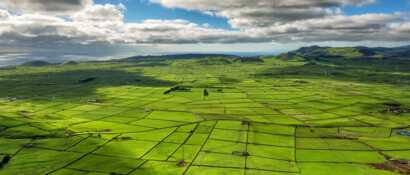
[0,68,176,101]
[257,58,410,85]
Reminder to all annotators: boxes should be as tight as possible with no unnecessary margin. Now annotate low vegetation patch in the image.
[234,57,264,63]
[196,58,233,65]
[381,102,410,115]
[370,160,410,175]
[232,151,250,157]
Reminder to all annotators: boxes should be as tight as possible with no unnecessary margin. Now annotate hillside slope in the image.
[279,45,410,60]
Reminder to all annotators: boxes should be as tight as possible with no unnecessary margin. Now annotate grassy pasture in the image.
[0,57,409,175]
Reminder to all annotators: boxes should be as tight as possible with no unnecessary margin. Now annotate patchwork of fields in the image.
[0,57,409,175]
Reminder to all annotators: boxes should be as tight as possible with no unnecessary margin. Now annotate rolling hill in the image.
[279,45,410,60]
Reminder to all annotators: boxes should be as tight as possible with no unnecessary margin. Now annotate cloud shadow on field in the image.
[0,68,177,102]
[256,58,410,86]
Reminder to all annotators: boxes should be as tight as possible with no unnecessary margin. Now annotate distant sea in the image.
[0,51,280,67]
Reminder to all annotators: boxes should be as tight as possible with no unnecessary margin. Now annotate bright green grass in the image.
[296,149,386,163]
[0,56,409,175]
[69,154,144,174]
[299,163,398,175]
[130,161,187,175]
[193,152,245,168]
[95,140,157,158]
[0,148,82,175]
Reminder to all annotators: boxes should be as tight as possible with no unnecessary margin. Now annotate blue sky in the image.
[95,0,410,30]
[95,0,232,29]
[344,0,410,15]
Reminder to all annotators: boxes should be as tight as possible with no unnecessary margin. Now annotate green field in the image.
[0,55,409,175]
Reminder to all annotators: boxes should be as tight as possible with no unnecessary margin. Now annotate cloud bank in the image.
[0,0,409,65]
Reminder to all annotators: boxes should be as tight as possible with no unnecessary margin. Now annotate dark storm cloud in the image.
[0,0,92,14]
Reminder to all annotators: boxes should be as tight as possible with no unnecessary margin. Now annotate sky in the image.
[0,0,410,65]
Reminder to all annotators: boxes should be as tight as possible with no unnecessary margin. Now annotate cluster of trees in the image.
[0,155,11,168]
[163,86,191,95]
[382,102,410,114]
[203,89,209,97]
[163,87,210,98]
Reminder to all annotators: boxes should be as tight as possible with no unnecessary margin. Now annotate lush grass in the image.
[0,56,409,175]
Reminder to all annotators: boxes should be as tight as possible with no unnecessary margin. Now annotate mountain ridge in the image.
[279,45,410,60]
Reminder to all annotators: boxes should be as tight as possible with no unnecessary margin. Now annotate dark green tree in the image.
[203,89,209,97]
